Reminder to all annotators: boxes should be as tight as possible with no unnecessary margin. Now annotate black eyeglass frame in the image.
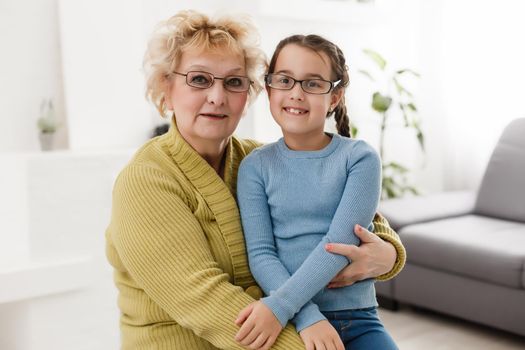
[172,71,253,93]
[265,73,342,95]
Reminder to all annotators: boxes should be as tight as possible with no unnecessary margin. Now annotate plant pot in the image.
[39,133,54,151]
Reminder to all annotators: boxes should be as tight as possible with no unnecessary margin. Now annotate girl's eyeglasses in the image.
[265,73,341,95]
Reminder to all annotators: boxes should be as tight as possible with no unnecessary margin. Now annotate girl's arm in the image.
[249,139,405,281]
[109,165,305,349]
[237,155,326,332]
[326,216,406,288]
[242,141,381,327]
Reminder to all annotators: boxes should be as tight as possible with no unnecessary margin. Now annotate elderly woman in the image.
[105,10,405,350]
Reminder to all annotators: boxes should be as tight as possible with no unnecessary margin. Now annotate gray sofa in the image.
[376,118,525,337]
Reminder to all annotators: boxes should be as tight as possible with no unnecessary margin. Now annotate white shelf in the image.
[0,256,93,304]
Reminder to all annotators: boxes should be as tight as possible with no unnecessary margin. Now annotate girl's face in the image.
[166,48,249,146]
[268,44,342,138]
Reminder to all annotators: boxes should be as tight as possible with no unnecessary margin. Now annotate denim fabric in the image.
[324,307,398,350]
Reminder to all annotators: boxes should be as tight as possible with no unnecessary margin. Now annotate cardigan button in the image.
[245,285,263,300]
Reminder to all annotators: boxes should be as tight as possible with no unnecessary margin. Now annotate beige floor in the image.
[379,306,525,350]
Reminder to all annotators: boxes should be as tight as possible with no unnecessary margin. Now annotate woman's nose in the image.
[206,82,226,105]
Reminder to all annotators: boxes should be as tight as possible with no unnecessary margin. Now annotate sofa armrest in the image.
[379,191,476,230]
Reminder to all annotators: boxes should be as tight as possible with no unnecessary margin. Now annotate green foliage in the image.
[37,99,58,133]
[358,49,424,199]
[363,49,386,70]
[372,92,392,112]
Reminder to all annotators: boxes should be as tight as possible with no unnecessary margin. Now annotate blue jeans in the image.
[323,307,398,350]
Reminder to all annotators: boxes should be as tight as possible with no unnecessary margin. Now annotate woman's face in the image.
[167,48,249,146]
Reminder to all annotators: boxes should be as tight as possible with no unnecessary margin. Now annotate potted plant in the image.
[358,49,425,199]
[37,99,58,151]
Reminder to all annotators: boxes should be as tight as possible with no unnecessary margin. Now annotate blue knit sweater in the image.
[237,134,381,332]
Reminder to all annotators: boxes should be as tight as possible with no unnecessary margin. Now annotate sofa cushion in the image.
[474,118,525,222]
[401,214,525,289]
[380,191,476,231]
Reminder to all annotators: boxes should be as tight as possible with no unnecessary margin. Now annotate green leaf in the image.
[399,103,409,127]
[396,69,421,78]
[351,125,359,138]
[382,179,398,199]
[384,188,396,199]
[384,161,409,173]
[393,77,413,97]
[372,92,392,112]
[407,103,417,112]
[406,186,420,195]
[358,69,375,82]
[382,176,394,186]
[363,49,386,70]
[417,130,425,152]
[37,117,57,133]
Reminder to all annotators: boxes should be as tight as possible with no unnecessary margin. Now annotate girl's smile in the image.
[283,106,309,115]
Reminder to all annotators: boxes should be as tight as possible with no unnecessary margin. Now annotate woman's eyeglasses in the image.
[265,73,341,95]
[173,71,252,93]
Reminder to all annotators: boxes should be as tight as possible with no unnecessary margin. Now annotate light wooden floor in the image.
[379,306,525,349]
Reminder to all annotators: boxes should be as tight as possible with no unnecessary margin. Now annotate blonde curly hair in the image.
[143,10,267,117]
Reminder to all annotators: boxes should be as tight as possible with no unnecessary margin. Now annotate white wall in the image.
[0,151,131,349]
[58,0,153,151]
[439,0,525,189]
[0,0,68,152]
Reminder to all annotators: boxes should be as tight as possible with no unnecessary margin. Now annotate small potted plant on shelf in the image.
[37,98,58,151]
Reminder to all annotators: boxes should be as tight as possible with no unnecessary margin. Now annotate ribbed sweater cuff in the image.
[375,232,406,281]
[292,303,327,332]
[261,295,294,327]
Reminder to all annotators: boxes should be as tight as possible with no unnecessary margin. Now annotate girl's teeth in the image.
[287,108,306,114]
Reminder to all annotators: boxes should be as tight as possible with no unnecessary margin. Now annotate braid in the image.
[332,45,351,137]
[334,96,351,137]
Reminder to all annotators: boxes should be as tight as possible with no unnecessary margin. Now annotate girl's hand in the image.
[299,320,344,350]
[326,224,396,288]
[234,301,283,350]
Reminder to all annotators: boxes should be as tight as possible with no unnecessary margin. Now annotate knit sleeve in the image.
[109,165,305,349]
[371,213,406,281]
[259,141,382,326]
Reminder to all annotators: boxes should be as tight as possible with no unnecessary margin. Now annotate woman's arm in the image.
[372,213,406,279]
[109,165,304,349]
[326,214,406,288]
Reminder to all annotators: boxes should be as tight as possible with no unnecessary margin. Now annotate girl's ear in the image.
[265,85,272,98]
[330,88,344,110]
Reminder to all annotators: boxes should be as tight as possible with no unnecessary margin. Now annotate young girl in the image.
[235,35,398,350]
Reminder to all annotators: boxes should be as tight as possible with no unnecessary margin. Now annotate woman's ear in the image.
[241,99,250,117]
[164,80,174,110]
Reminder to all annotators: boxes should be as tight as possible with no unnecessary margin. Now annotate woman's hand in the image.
[234,301,283,350]
[299,320,344,350]
[325,224,396,288]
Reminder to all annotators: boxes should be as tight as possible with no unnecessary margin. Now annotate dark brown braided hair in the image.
[268,34,351,137]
